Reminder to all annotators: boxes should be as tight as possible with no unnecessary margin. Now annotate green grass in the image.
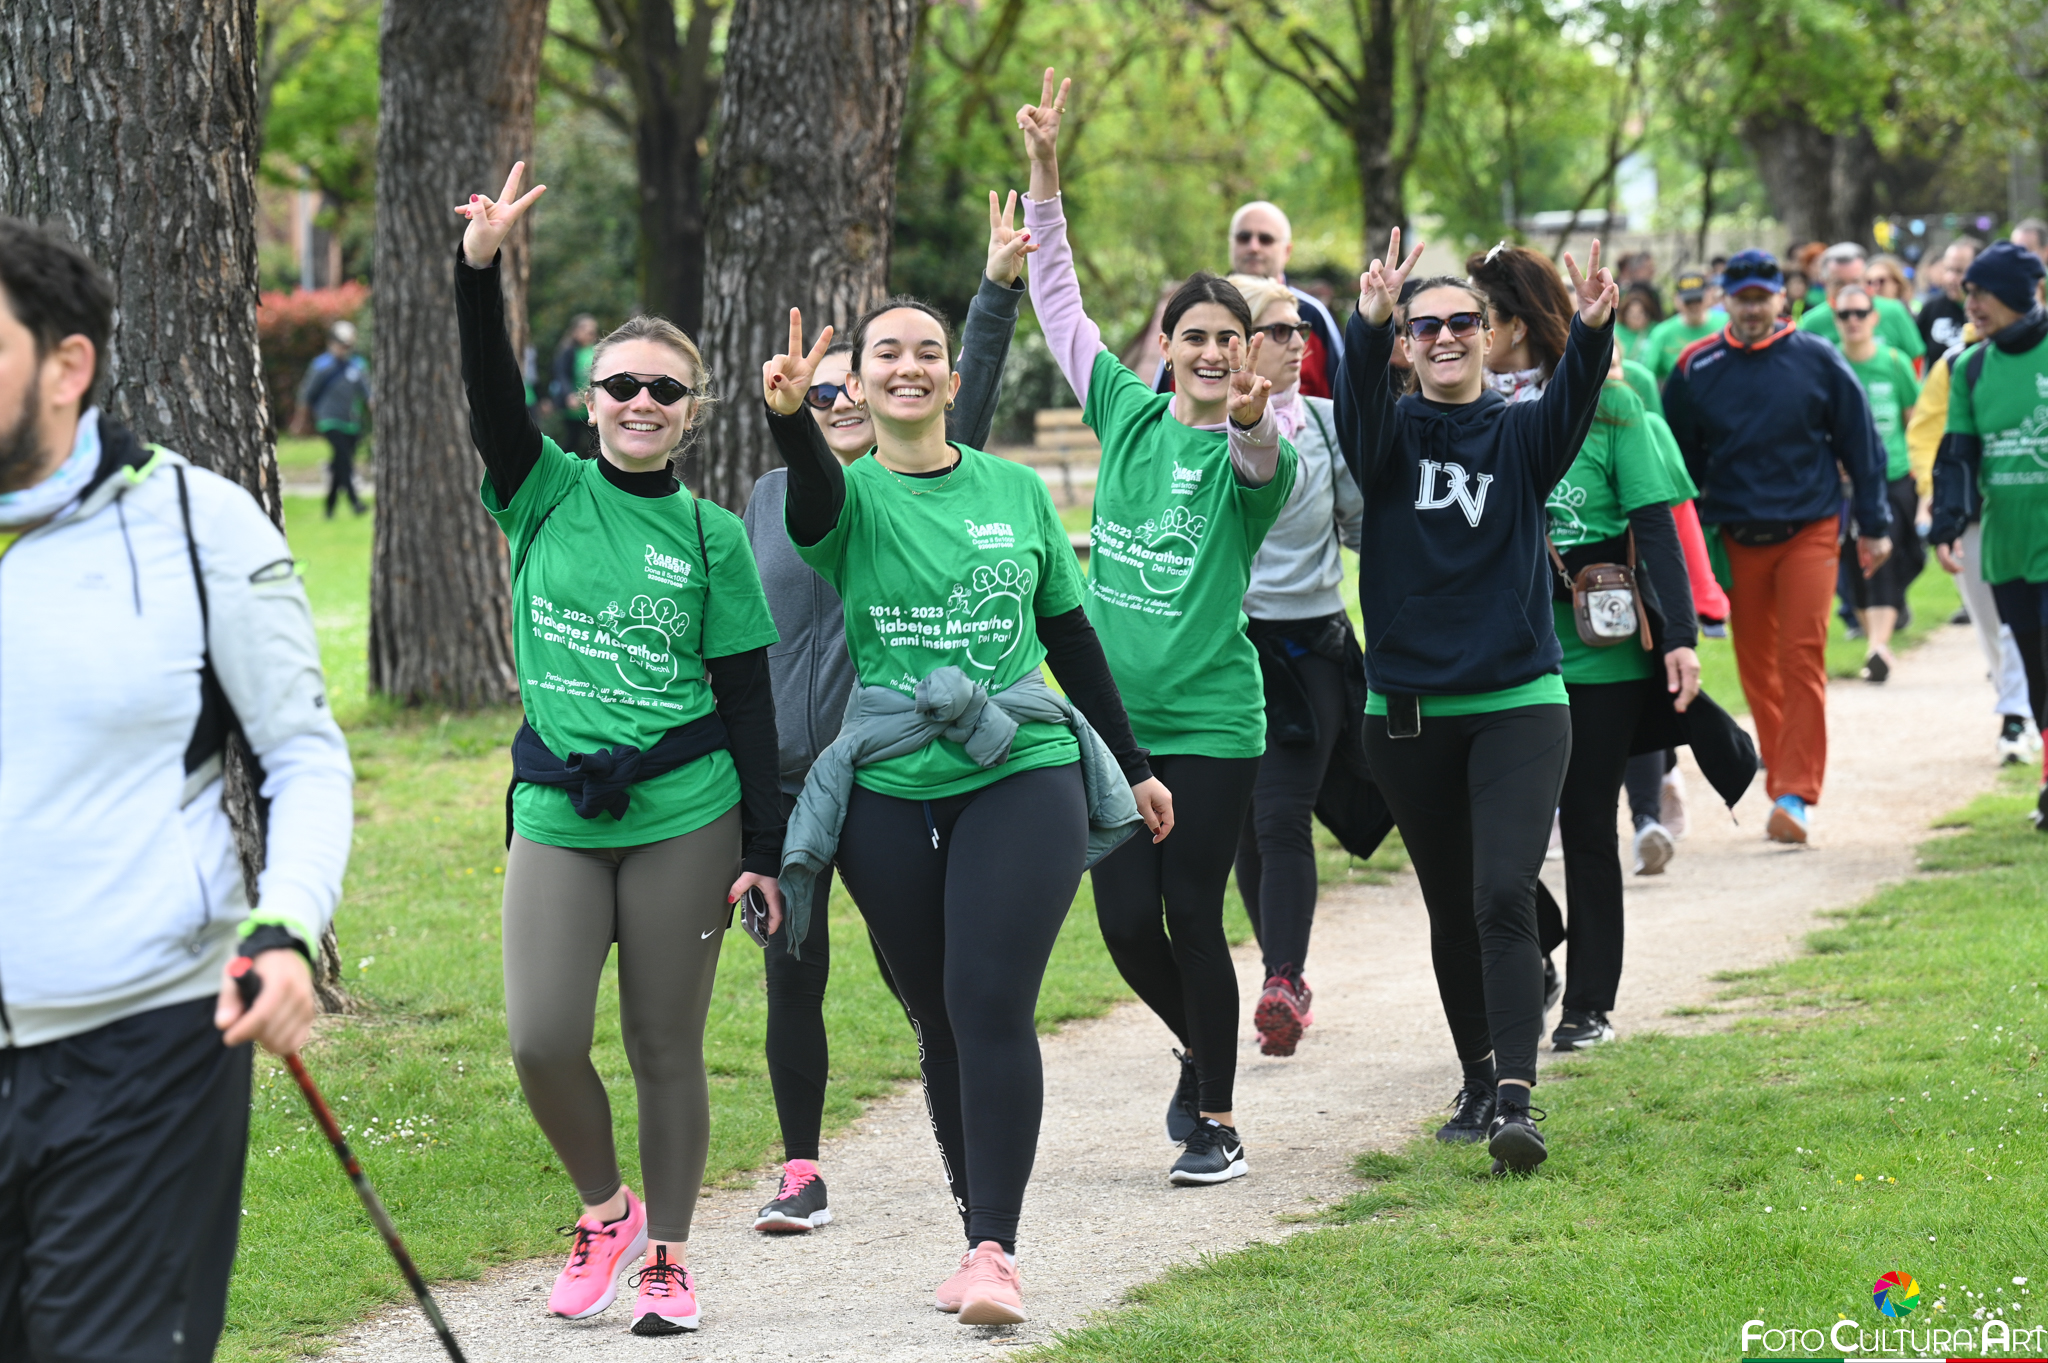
[275,434,373,480]
[225,498,1407,1358]
[1034,772,2048,1362]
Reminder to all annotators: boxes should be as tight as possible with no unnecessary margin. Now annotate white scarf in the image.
[0,408,100,529]
[1484,366,1546,405]
[1265,384,1306,439]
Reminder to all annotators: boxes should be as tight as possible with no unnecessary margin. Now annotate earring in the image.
[945,398,956,411]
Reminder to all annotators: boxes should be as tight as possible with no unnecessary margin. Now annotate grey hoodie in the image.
[742,274,1023,795]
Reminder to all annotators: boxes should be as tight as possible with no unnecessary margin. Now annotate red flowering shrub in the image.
[258,283,369,429]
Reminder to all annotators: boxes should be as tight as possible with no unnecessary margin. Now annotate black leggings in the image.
[1092,753,1259,1114]
[323,428,364,516]
[1623,749,1674,830]
[1532,680,1645,1014]
[1364,704,1571,1085]
[1994,580,2048,732]
[833,762,1088,1254]
[1234,650,1347,980]
[761,861,902,1164]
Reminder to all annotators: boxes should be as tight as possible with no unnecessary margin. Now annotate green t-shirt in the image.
[1947,337,2048,584]
[1081,349,1298,758]
[486,439,779,847]
[1843,345,1921,481]
[1365,674,1568,716]
[1545,382,1680,685]
[793,445,1086,798]
[1799,297,1926,361]
[1641,313,1725,383]
[1645,412,1698,502]
[1622,358,1664,420]
[1617,324,1642,366]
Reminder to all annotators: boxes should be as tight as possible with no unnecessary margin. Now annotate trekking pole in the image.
[231,956,469,1363]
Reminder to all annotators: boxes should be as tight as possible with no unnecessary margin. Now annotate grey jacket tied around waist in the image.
[778,666,1142,954]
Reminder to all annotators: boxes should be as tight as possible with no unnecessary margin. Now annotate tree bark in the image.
[369,0,547,707]
[0,0,354,1008]
[699,0,919,509]
[627,0,721,333]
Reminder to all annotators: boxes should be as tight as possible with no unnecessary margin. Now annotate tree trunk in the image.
[699,0,919,509]
[369,0,547,707]
[0,0,352,1008]
[1353,0,1406,261]
[1743,110,1837,247]
[630,0,720,333]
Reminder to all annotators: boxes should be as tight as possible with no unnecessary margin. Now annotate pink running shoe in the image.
[1253,973,1314,1056]
[546,1189,648,1320]
[954,1241,1027,1325]
[933,1247,975,1313]
[629,1246,700,1335]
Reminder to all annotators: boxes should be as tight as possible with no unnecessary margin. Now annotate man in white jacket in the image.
[0,218,354,1360]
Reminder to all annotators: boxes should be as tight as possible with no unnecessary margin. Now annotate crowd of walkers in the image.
[9,62,2048,1356]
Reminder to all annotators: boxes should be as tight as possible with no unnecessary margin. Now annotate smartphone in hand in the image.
[739,885,772,948]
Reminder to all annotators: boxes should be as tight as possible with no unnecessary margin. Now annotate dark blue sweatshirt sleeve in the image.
[1333,310,1399,490]
[948,275,1023,451]
[1824,346,1893,536]
[1660,363,1706,495]
[1928,431,1982,547]
[1518,316,1615,490]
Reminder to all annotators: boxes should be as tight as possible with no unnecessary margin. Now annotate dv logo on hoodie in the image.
[1415,459,1494,527]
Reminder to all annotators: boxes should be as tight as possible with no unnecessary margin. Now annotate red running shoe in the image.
[1253,973,1314,1056]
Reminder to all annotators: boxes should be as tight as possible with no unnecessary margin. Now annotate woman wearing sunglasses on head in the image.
[1019,69,1298,1188]
[739,192,1035,1240]
[1334,228,1618,1176]
[454,164,785,1336]
[762,286,1171,1320]
[1466,243,1699,1060]
[1220,271,1371,1060]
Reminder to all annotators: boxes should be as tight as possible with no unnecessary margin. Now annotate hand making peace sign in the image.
[1358,227,1428,327]
[453,161,547,267]
[1226,332,1272,427]
[1562,240,1620,329]
[762,308,836,417]
[986,190,1038,284]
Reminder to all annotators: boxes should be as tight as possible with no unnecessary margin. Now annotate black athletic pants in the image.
[1994,580,2048,733]
[1623,749,1674,830]
[1364,704,1571,1085]
[1533,681,1645,1015]
[1234,650,1347,981]
[322,429,364,516]
[762,857,902,1164]
[1092,753,1260,1114]
[1,998,251,1362]
[834,762,1088,1254]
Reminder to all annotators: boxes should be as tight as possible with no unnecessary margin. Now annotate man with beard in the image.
[0,217,354,1360]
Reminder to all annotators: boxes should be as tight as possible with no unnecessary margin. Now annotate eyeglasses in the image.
[1235,230,1279,247]
[804,381,857,411]
[1254,321,1313,345]
[593,373,695,405]
[1834,307,1874,322]
[1406,313,1486,342]
[1720,260,1781,286]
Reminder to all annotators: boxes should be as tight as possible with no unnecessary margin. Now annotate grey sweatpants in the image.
[503,808,739,1242]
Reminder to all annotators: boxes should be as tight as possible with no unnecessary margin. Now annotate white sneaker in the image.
[1659,767,1689,840]
[1997,716,2042,767]
[1546,810,1563,860]
[1633,821,1675,875]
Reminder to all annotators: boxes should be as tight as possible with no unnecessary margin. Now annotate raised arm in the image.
[762,307,846,546]
[1521,243,1619,488]
[948,191,1032,449]
[1333,229,1423,490]
[453,163,550,504]
[1017,69,1104,406]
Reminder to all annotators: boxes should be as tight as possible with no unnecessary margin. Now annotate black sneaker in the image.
[1435,1081,1496,1144]
[1164,1048,1200,1145]
[753,1158,832,1233]
[1861,652,1890,683]
[2034,785,2048,835]
[1168,1117,1248,1185]
[1542,956,1563,1014]
[1488,1096,1548,1175]
[1552,1009,1615,1051]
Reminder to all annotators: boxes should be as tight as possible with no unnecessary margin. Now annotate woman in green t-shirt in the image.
[761,285,1169,1322]
[1832,283,1925,681]
[455,165,785,1336]
[1019,70,1298,1189]
[1470,245,1700,1058]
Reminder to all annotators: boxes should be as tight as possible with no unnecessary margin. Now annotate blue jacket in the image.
[1661,322,1890,534]
[1333,311,1612,696]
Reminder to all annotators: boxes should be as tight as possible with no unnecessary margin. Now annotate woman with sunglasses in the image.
[762,276,1170,1321]
[1020,69,1297,1187]
[1830,282,1924,681]
[1335,228,1618,1175]
[740,192,1034,1239]
[1221,271,1366,1059]
[1467,242,1699,1058]
[455,165,784,1336]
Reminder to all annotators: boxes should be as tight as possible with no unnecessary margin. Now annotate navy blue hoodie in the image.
[1334,311,1613,696]
[1660,320,1890,534]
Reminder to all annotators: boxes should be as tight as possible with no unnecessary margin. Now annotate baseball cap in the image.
[331,319,358,346]
[1674,270,1709,302]
[1718,249,1784,295]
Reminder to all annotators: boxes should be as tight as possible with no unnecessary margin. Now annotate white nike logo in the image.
[701,929,717,939]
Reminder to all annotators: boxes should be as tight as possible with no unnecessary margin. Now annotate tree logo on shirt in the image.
[1416,459,1494,527]
[1133,506,1207,595]
[946,560,1035,670]
[614,594,690,692]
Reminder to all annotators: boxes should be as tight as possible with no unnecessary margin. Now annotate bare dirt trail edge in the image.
[328,621,1997,1361]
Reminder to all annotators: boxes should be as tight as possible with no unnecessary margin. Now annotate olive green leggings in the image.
[502,809,738,1242]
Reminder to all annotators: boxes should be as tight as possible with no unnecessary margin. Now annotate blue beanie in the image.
[1964,241,2047,314]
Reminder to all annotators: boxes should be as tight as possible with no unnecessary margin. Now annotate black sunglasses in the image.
[1235,230,1279,247]
[1406,313,1486,342]
[1720,260,1780,285]
[593,373,695,405]
[804,381,857,411]
[1254,321,1313,345]
[1834,307,1874,322]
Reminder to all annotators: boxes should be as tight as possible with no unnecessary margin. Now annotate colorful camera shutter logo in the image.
[1873,1270,1921,1317]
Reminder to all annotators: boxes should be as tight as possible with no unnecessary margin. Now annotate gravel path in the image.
[328,620,1998,1360]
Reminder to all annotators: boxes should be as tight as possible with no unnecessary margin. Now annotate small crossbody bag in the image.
[1547,531,1653,650]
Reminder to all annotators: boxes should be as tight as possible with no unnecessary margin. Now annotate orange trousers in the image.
[1724,517,1838,805]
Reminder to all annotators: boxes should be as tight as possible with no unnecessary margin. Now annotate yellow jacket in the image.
[1906,323,1980,496]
